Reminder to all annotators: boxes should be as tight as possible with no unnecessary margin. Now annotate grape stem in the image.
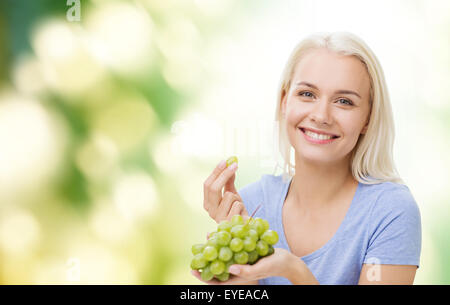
[245,203,262,226]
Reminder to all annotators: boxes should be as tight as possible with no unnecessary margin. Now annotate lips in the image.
[299,128,340,144]
[299,127,340,138]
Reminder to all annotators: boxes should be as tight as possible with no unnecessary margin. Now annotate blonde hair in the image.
[274,31,404,185]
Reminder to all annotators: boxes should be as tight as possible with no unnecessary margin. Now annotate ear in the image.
[361,106,372,135]
[361,121,369,135]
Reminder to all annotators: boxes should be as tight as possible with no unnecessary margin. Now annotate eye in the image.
[337,98,353,106]
[298,91,314,98]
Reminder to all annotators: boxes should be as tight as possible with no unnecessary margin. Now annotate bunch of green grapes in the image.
[190,214,279,282]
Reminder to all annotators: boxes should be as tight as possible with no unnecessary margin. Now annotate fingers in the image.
[215,192,240,222]
[211,162,238,196]
[228,262,265,281]
[226,200,247,221]
[228,248,286,281]
[203,159,238,220]
[203,159,227,211]
[207,163,238,211]
[224,172,237,194]
[204,160,227,188]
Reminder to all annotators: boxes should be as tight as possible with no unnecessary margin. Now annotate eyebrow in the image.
[295,81,362,99]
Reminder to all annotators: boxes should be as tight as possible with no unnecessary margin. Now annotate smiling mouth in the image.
[299,128,340,140]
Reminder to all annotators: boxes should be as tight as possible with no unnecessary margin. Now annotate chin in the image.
[294,148,345,165]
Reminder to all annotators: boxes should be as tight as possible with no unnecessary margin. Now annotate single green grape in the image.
[203,246,218,261]
[248,229,259,241]
[210,260,226,275]
[191,244,205,255]
[215,272,230,282]
[229,237,244,252]
[191,253,208,270]
[234,251,249,264]
[243,236,256,252]
[218,220,232,232]
[251,218,266,236]
[201,265,214,281]
[206,237,220,249]
[247,250,259,264]
[262,219,270,232]
[218,246,233,262]
[230,224,247,239]
[261,229,279,246]
[216,231,232,246]
[230,214,244,226]
[256,240,269,256]
[226,156,238,167]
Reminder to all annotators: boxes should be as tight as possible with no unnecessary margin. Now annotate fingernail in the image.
[228,162,237,171]
[229,265,240,275]
[218,159,226,169]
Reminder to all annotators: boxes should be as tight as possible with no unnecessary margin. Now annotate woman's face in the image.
[281,48,371,166]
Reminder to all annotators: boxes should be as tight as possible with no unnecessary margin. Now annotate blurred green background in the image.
[0,0,448,284]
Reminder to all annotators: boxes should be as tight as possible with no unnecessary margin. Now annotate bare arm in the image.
[358,264,417,285]
[233,263,417,285]
[287,257,418,285]
[285,255,319,285]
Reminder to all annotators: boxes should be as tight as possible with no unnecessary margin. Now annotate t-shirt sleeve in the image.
[364,185,422,267]
[238,178,264,216]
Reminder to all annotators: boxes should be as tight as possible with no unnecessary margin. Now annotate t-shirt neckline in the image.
[276,176,362,262]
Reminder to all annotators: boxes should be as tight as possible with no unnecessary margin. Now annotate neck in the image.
[288,153,355,210]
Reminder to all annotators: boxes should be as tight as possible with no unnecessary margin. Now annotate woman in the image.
[193,31,421,285]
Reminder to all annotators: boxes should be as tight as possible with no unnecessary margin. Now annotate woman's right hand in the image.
[203,159,249,223]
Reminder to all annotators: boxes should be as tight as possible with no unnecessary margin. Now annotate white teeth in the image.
[304,130,334,140]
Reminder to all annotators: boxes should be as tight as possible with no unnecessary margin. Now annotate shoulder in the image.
[362,182,422,266]
[364,181,420,220]
[361,181,421,246]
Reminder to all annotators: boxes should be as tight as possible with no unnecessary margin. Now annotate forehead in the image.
[292,48,370,95]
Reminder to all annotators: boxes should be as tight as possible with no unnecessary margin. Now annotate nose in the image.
[309,99,332,125]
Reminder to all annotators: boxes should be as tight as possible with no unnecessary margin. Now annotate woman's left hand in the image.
[191,248,294,285]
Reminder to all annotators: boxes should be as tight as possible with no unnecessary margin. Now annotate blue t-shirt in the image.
[238,174,422,285]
